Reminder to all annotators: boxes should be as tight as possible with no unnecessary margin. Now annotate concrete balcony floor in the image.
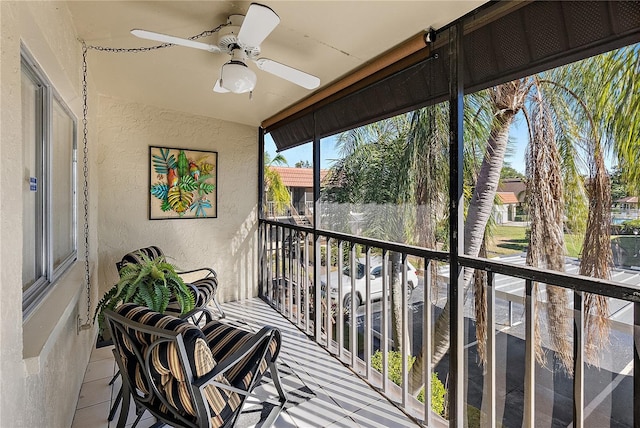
[72,298,418,427]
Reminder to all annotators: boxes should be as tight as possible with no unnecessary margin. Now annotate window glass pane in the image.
[51,98,76,270]
[21,69,42,290]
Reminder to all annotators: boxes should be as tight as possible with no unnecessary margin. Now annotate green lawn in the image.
[487,225,583,258]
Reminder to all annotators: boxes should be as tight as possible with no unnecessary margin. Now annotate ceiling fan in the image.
[131,3,320,94]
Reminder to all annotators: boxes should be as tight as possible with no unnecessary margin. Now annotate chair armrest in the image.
[180,306,214,323]
[193,326,278,389]
[176,267,217,279]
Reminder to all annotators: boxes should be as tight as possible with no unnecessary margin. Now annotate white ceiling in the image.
[68,1,486,127]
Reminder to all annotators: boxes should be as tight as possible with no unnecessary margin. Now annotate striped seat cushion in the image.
[191,277,217,306]
[201,321,278,392]
[164,277,217,319]
[113,304,239,427]
[117,246,165,271]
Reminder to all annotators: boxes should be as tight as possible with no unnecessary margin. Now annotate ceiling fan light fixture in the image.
[220,60,256,93]
[132,3,319,95]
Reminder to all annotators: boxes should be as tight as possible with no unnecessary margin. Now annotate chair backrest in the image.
[116,246,165,272]
[105,304,240,428]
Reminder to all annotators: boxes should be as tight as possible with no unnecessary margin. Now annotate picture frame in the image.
[149,146,218,219]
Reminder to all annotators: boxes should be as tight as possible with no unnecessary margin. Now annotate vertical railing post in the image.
[401,253,409,408]
[313,111,321,342]
[280,225,286,312]
[633,301,640,428]
[287,228,293,318]
[350,242,357,368]
[314,230,322,342]
[337,241,344,359]
[258,222,264,298]
[295,230,302,328]
[448,21,465,428]
[424,258,433,426]
[365,246,372,379]
[573,291,584,428]
[304,232,310,335]
[484,271,496,427]
[382,249,390,393]
[326,238,333,350]
[258,128,265,297]
[268,224,274,303]
[524,279,536,428]
[273,225,282,311]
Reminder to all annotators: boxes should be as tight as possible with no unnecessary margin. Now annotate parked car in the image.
[320,258,419,311]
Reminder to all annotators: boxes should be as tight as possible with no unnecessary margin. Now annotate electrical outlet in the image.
[77,315,92,334]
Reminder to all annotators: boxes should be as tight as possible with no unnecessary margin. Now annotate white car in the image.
[321,258,419,310]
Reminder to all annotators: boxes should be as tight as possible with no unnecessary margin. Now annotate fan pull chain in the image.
[77,41,92,333]
[76,25,226,333]
[83,23,227,53]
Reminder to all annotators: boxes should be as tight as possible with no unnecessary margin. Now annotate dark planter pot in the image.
[96,330,113,348]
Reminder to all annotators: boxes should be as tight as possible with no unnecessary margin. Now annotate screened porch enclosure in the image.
[258,1,640,427]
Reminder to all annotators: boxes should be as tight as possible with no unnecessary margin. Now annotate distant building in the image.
[498,178,526,204]
[267,166,328,225]
[494,192,519,224]
[494,178,526,224]
[614,196,639,211]
[613,196,639,221]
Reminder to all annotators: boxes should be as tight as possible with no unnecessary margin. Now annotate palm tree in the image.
[409,43,639,393]
[522,45,639,368]
[427,81,529,371]
[404,98,498,391]
[323,115,414,355]
[264,152,290,216]
[525,78,572,369]
[557,46,640,361]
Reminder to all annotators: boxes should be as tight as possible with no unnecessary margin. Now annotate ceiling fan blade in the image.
[213,80,230,93]
[237,3,280,48]
[131,29,220,53]
[255,58,320,90]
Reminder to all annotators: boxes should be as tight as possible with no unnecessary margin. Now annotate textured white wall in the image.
[0,2,99,427]
[1,2,259,426]
[96,96,260,303]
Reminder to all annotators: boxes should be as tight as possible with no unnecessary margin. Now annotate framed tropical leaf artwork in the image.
[149,146,218,219]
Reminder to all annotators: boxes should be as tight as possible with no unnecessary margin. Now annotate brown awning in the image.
[265,1,640,151]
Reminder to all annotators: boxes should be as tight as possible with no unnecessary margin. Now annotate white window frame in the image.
[21,46,77,318]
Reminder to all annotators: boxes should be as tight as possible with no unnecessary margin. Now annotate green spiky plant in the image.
[93,252,195,334]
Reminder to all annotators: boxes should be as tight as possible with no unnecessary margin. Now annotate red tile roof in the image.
[616,196,638,204]
[497,192,519,204]
[270,167,328,188]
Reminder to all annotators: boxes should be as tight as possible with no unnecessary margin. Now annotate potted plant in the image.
[94,252,195,339]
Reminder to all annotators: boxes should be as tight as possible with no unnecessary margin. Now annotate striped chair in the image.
[105,304,287,428]
[116,246,225,320]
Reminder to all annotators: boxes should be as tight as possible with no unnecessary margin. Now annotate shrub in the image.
[371,350,446,416]
[622,219,640,233]
[320,242,362,267]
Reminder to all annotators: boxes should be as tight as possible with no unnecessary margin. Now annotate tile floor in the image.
[72,298,418,427]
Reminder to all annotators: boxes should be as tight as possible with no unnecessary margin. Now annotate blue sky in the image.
[265,124,530,173]
[265,112,615,175]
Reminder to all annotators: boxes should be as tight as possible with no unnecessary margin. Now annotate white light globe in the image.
[220,61,256,94]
